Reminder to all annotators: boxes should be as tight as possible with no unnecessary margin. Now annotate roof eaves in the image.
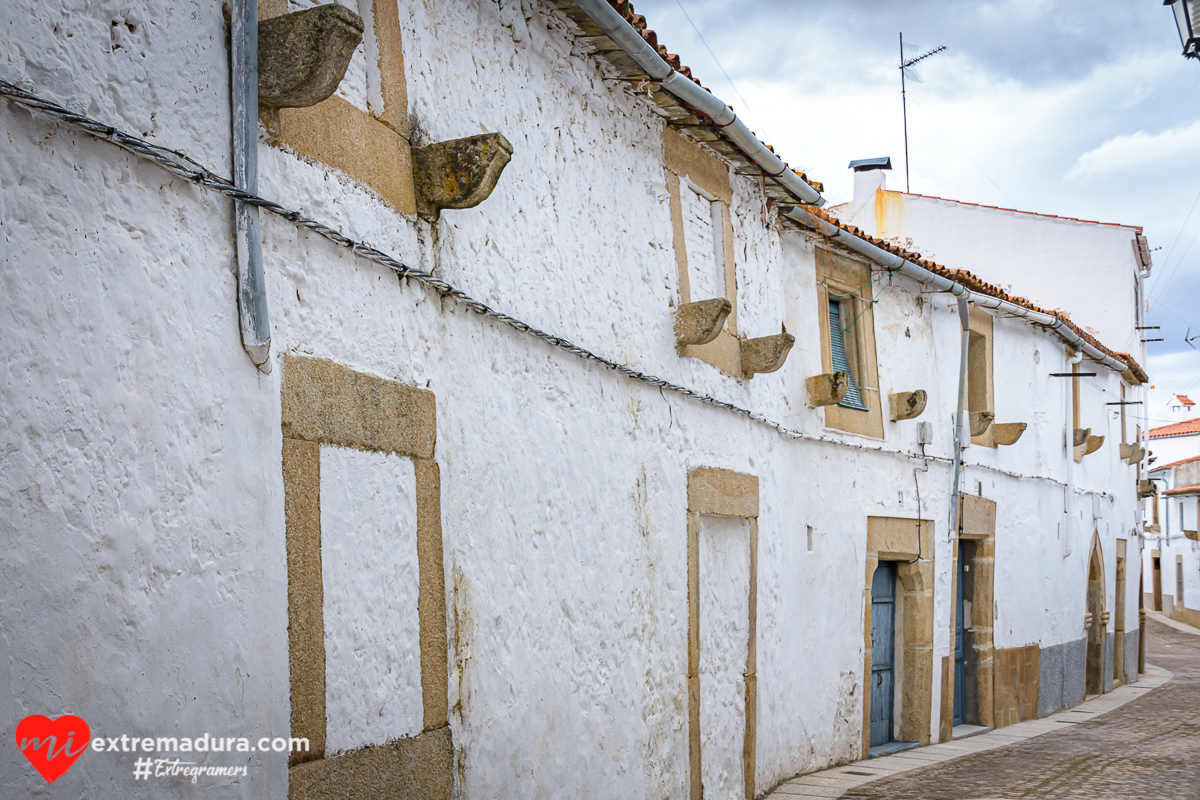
[549,0,823,204]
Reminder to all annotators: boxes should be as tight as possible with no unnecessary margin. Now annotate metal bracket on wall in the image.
[231,0,272,372]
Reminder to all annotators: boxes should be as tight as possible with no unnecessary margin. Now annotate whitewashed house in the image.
[0,1,1150,798]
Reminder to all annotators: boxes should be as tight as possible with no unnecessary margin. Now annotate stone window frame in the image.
[861,516,935,755]
[686,467,759,800]
[665,126,742,377]
[815,247,884,439]
[967,308,995,448]
[281,355,451,798]
[259,0,416,216]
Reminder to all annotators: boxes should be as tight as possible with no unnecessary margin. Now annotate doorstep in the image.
[952,724,989,740]
[867,740,919,758]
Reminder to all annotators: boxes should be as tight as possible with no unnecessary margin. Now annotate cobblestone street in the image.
[836,617,1200,799]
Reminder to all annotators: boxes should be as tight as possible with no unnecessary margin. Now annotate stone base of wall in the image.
[993,645,1039,728]
[1037,637,1086,717]
[1172,604,1200,630]
[1104,631,1114,693]
[288,726,452,800]
[1123,630,1139,682]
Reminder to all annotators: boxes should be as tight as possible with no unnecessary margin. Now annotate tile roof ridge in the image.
[884,190,1142,232]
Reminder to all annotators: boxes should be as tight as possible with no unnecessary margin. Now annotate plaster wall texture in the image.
[0,0,1148,798]
[319,445,422,755]
[698,514,750,800]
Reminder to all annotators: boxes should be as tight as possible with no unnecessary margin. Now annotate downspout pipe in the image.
[571,0,825,207]
[948,296,971,539]
[232,0,272,371]
[780,205,1129,374]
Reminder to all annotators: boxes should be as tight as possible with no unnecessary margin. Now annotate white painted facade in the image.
[0,1,1147,798]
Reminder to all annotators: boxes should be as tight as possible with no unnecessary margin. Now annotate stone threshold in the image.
[762,663,1173,799]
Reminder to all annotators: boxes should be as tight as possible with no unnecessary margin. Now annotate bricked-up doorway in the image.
[1085,535,1106,697]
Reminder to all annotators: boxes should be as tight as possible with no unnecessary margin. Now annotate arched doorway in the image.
[1085,534,1106,697]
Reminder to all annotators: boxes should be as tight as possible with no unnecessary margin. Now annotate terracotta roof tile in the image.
[1164,482,1200,496]
[1149,419,1200,439]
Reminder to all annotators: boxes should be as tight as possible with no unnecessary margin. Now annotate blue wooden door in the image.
[870,563,896,747]
[953,552,966,725]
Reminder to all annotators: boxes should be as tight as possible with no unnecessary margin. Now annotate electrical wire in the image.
[0,78,1131,499]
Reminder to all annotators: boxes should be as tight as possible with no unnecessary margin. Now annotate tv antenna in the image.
[899,34,947,193]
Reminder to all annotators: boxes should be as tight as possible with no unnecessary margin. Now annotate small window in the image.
[828,299,867,411]
[1178,560,1185,602]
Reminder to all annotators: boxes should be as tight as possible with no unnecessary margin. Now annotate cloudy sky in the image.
[631,0,1200,427]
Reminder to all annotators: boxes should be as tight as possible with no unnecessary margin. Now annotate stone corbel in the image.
[968,411,994,437]
[1083,611,1093,631]
[1072,427,1091,448]
[888,390,927,422]
[993,422,1027,446]
[412,133,514,222]
[1082,434,1105,456]
[674,298,732,347]
[740,333,795,376]
[1120,443,1146,464]
[1138,479,1156,498]
[807,372,849,407]
[258,4,365,109]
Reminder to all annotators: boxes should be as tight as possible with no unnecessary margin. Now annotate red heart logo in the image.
[15,714,90,784]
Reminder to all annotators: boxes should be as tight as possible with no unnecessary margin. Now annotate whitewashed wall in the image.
[837,171,1146,358]
[0,0,1146,798]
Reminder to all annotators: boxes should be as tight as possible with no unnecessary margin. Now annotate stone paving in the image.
[765,615,1199,799]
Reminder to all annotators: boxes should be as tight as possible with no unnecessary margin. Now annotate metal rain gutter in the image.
[781,205,1129,374]
[232,0,272,371]
[572,0,825,208]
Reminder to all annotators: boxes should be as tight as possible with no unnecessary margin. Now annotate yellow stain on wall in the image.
[874,188,905,240]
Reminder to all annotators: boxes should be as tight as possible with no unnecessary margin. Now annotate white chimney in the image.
[847,157,892,235]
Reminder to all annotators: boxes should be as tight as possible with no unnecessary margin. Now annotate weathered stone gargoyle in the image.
[674,298,732,347]
[258,4,365,109]
[968,411,994,437]
[807,372,849,407]
[1072,427,1091,448]
[740,333,795,376]
[1119,442,1145,464]
[1082,434,1105,455]
[412,133,514,221]
[993,422,1027,446]
[888,390,926,422]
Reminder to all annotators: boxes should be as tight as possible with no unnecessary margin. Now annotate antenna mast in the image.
[901,33,909,193]
[898,35,947,193]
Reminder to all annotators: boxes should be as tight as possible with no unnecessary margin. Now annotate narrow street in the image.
[776,617,1200,799]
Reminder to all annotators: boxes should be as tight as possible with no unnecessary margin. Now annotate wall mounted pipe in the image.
[571,0,825,207]
[231,0,272,371]
[781,206,1129,374]
[948,296,971,540]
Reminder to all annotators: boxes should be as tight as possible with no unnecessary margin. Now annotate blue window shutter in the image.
[829,299,867,411]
